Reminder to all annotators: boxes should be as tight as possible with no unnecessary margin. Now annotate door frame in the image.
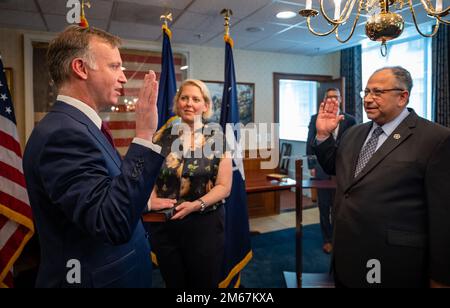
[273,73,333,123]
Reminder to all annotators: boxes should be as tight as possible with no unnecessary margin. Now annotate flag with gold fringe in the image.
[219,33,253,288]
[149,21,179,266]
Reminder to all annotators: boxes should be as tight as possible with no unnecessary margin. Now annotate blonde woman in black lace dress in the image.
[147,79,232,288]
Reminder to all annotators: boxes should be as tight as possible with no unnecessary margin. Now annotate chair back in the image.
[279,143,292,174]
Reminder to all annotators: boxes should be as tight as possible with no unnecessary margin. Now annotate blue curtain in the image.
[432,26,450,127]
[340,45,363,123]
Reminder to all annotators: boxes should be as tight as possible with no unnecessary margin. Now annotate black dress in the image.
[148,121,226,288]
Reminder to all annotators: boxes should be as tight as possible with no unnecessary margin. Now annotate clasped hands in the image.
[149,197,200,220]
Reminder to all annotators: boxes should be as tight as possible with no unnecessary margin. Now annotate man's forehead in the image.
[90,38,119,52]
[367,75,395,90]
[90,39,122,60]
[368,70,394,83]
[326,90,340,97]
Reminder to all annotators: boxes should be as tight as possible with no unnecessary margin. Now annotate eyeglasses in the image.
[360,88,405,99]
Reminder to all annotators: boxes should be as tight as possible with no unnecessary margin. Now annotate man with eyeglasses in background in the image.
[306,88,356,255]
[313,66,450,288]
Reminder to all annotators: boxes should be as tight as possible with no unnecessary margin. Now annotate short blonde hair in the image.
[173,79,213,120]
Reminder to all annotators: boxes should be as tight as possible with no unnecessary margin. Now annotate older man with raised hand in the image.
[314,66,450,288]
[23,25,163,288]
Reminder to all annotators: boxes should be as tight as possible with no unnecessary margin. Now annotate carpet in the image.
[240,223,331,288]
[152,223,330,288]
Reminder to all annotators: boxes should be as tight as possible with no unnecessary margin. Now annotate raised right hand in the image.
[135,70,159,142]
[316,97,344,140]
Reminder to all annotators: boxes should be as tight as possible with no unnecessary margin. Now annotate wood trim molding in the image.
[273,72,333,123]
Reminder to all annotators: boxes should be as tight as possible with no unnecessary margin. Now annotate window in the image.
[362,37,432,122]
[278,79,317,142]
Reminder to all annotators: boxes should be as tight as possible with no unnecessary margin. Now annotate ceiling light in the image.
[180,66,189,71]
[299,0,449,56]
[276,11,297,19]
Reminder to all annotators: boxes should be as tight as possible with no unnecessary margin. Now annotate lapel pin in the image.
[393,134,401,140]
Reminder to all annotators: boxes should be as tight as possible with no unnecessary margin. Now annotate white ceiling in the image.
[0,0,443,55]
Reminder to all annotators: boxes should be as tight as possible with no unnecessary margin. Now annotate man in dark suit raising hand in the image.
[314,66,450,288]
[23,26,164,288]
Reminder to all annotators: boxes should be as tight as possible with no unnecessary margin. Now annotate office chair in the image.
[278,143,292,174]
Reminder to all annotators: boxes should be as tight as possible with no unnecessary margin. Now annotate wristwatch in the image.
[198,198,207,212]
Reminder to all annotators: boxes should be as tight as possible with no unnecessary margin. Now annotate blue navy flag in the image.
[149,25,179,266]
[219,37,253,288]
[156,26,177,130]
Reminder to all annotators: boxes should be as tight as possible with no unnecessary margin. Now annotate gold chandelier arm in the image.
[334,2,362,43]
[437,16,450,24]
[409,0,441,37]
[342,0,359,23]
[319,0,357,25]
[419,0,450,16]
[306,17,339,36]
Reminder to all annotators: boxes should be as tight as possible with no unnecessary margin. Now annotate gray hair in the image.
[374,66,413,93]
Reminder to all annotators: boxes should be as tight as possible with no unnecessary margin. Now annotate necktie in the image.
[101,121,115,148]
[354,126,384,177]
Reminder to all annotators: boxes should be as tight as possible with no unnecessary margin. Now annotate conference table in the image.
[245,170,336,218]
[245,170,296,217]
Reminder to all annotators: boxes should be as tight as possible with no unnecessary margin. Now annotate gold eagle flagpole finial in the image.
[221,8,234,47]
[160,12,173,39]
[79,0,91,28]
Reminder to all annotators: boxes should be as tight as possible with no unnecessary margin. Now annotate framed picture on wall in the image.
[203,80,254,125]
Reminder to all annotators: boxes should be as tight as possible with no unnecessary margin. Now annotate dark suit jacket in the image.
[306,112,356,178]
[314,109,450,287]
[23,101,164,288]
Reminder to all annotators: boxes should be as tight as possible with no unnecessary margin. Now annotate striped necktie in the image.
[354,126,384,177]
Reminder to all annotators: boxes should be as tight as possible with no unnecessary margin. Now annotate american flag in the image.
[0,58,34,288]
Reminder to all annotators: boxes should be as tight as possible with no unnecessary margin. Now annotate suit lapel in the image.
[87,125,122,168]
[349,110,418,189]
[337,113,347,140]
[51,101,122,168]
[337,113,353,140]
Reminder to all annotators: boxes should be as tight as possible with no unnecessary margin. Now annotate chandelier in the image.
[299,0,449,54]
